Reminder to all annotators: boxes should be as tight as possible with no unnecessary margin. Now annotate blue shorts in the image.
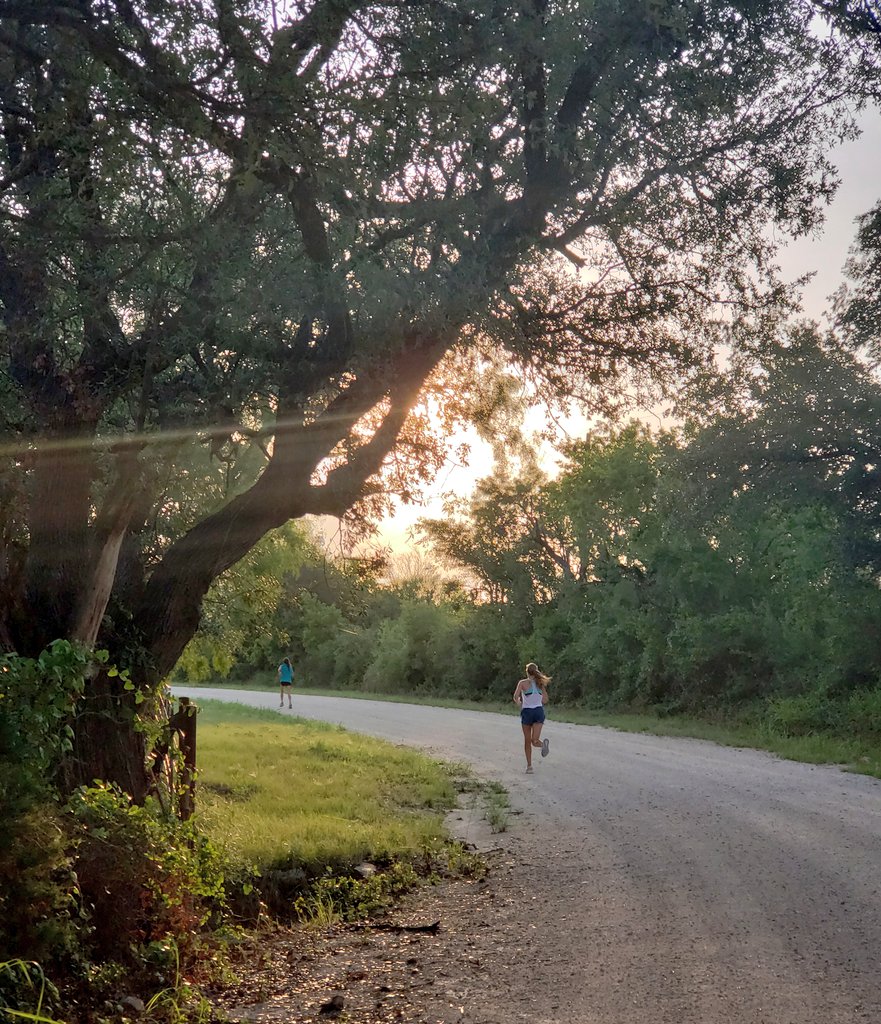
[520,706,545,726]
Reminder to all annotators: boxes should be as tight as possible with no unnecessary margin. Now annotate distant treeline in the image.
[178,328,881,740]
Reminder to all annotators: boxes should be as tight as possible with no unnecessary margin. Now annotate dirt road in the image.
[179,687,881,1023]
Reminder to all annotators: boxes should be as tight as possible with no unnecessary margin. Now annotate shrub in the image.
[0,640,89,785]
[67,784,228,969]
[0,643,91,972]
[292,861,418,925]
[845,688,881,740]
[765,691,844,737]
[0,646,244,1022]
[362,601,463,694]
[0,805,78,970]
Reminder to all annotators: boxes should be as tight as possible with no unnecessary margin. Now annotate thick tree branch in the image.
[308,339,447,512]
[134,333,448,678]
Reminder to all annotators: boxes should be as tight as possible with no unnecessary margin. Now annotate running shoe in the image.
[541,738,550,758]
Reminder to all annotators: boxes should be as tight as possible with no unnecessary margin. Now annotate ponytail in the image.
[525,662,551,687]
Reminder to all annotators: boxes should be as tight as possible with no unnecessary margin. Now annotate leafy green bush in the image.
[0,640,90,785]
[296,593,355,687]
[845,688,881,739]
[765,692,844,737]
[362,601,464,694]
[0,643,91,971]
[68,783,228,967]
[0,805,78,970]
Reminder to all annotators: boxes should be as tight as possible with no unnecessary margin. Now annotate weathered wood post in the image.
[177,696,197,821]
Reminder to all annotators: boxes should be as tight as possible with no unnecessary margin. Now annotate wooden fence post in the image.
[177,696,197,821]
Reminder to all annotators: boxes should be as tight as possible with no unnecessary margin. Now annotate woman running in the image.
[513,662,551,773]
[277,657,294,708]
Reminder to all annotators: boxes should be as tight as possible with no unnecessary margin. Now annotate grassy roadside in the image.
[186,679,881,779]
[196,699,460,871]
[551,706,881,778]
[194,700,500,928]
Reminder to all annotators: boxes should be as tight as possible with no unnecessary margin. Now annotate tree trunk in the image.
[60,670,149,801]
[72,493,139,648]
[19,432,97,652]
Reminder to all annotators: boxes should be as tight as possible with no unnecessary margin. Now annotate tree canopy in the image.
[409,324,881,710]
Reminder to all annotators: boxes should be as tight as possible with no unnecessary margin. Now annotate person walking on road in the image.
[513,662,551,773]
[277,657,294,708]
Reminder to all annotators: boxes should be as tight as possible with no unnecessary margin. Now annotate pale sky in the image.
[776,105,881,321]
[340,105,881,554]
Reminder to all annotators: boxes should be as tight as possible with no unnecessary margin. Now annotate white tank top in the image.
[520,680,544,709]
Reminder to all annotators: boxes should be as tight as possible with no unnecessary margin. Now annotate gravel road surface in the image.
[178,687,881,1023]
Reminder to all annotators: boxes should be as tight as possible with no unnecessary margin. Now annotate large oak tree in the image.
[0,0,877,793]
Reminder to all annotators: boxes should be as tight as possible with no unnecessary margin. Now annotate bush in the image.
[765,691,844,737]
[0,643,90,972]
[0,640,89,785]
[68,784,228,969]
[845,688,881,740]
[0,804,78,970]
[362,601,464,695]
[293,861,418,925]
[453,604,524,699]
[0,646,244,1022]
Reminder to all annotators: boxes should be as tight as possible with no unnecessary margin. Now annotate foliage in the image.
[0,640,90,784]
[293,861,419,926]
[297,593,362,689]
[68,783,227,967]
[765,692,845,738]
[767,687,881,741]
[0,645,235,1022]
[837,199,881,354]
[362,600,465,694]
[481,781,512,834]
[188,321,881,750]
[0,643,91,971]
[176,522,313,683]
[0,804,77,974]
[421,472,567,605]
[0,960,63,1024]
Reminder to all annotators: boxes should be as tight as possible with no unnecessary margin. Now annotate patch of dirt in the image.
[207,818,545,1024]
[208,858,516,1023]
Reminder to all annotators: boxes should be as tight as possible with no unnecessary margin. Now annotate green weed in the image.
[440,842,488,880]
[482,781,511,834]
[0,961,62,1024]
[292,861,419,924]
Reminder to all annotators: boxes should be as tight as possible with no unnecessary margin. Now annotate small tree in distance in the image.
[0,0,878,793]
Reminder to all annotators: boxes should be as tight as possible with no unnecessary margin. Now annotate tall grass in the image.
[194,700,458,871]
